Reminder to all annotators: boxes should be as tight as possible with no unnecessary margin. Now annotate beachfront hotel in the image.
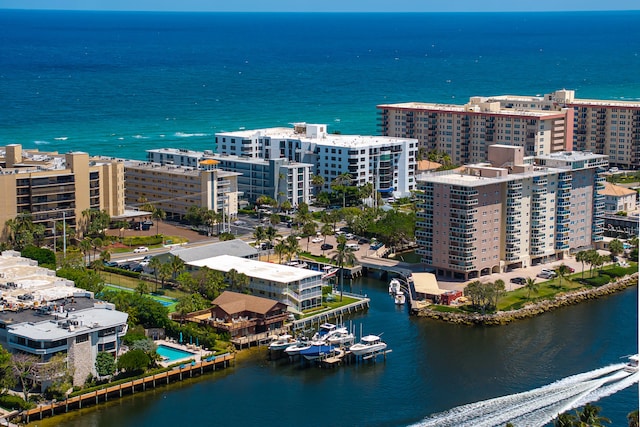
[0,144,125,244]
[146,148,313,207]
[123,160,241,222]
[215,123,419,198]
[0,251,128,388]
[379,89,640,169]
[187,254,323,313]
[415,145,608,280]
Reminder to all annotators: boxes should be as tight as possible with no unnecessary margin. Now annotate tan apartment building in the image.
[0,144,125,243]
[378,97,571,165]
[415,145,607,280]
[478,89,640,169]
[124,161,241,222]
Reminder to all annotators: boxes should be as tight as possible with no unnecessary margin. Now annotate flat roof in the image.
[124,160,241,178]
[412,273,447,296]
[7,303,128,341]
[171,240,257,263]
[377,102,566,118]
[216,126,416,148]
[188,254,321,283]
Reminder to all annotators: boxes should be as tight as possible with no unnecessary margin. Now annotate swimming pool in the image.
[156,344,196,362]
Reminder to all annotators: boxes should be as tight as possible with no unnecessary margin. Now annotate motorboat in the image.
[311,323,339,341]
[321,267,339,280]
[624,354,639,372]
[284,340,312,356]
[394,292,406,305]
[268,334,294,351]
[350,334,387,357]
[388,278,401,295]
[325,329,355,346]
[299,342,336,361]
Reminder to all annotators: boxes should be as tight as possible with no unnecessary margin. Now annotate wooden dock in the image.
[20,353,235,424]
[291,295,370,333]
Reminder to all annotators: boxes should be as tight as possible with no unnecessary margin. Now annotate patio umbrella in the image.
[179,332,183,343]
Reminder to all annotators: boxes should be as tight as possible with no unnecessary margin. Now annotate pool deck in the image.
[156,339,211,367]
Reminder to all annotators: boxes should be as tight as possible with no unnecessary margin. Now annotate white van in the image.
[346,243,360,251]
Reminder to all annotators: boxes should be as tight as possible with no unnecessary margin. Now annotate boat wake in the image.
[411,363,638,427]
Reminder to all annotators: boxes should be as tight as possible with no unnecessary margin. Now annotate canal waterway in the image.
[30,277,638,427]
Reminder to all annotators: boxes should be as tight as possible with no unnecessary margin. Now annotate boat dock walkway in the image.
[20,353,235,424]
[291,293,370,333]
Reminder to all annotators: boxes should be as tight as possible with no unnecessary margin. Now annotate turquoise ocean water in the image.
[1,10,639,160]
[1,10,638,426]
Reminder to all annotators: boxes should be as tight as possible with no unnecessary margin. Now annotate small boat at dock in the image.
[388,278,401,295]
[299,343,336,361]
[350,334,387,357]
[394,292,406,305]
[268,334,294,351]
[284,340,312,356]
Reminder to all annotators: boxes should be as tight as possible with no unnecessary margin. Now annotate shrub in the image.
[0,394,33,410]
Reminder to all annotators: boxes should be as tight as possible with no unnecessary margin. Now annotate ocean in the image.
[1,10,639,160]
[1,9,638,426]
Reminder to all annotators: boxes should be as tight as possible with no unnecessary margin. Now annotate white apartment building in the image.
[415,145,607,280]
[146,148,313,207]
[215,123,419,198]
[187,254,323,313]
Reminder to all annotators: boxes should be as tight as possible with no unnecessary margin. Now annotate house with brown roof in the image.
[180,291,289,338]
[599,182,638,213]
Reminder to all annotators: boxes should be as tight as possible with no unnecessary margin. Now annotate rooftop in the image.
[124,160,241,178]
[599,182,638,197]
[377,101,566,118]
[170,240,258,263]
[188,254,322,283]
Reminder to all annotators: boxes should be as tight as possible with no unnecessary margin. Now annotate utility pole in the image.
[62,211,66,257]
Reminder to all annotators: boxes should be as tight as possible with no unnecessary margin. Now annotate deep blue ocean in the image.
[1,10,638,426]
[1,10,639,160]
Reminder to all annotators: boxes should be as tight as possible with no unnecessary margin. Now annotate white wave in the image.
[54,136,68,141]
[34,140,50,145]
[412,363,637,427]
[132,135,149,139]
[174,132,210,138]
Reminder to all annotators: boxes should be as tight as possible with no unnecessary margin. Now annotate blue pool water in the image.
[156,345,196,362]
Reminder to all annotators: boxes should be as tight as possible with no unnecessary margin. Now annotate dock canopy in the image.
[412,273,447,300]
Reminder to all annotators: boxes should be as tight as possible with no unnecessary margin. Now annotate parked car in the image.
[358,237,370,244]
[345,233,355,240]
[311,237,323,243]
[537,271,554,279]
[133,246,149,253]
[130,263,144,273]
[103,261,119,268]
[321,243,334,251]
[233,220,247,226]
[510,277,526,285]
[540,268,557,277]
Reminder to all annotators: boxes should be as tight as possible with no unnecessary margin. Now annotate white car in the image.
[311,237,323,243]
[133,246,149,253]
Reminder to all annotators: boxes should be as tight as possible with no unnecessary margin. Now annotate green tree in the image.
[284,235,301,262]
[311,174,325,195]
[0,346,14,394]
[608,238,624,260]
[95,352,116,378]
[331,234,357,301]
[302,220,317,252]
[10,353,39,402]
[158,263,172,289]
[226,268,249,293]
[117,349,150,375]
[332,172,353,208]
[556,264,571,288]
[185,205,205,227]
[628,410,639,427]
[253,226,266,252]
[264,226,281,262]
[152,207,166,236]
[148,257,163,292]
[554,412,577,427]
[169,255,185,280]
[274,240,288,264]
[136,281,148,295]
[524,277,539,299]
[21,245,56,268]
[576,403,610,426]
[575,251,587,278]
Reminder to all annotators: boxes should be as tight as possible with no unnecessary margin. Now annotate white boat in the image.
[350,334,388,357]
[299,343,336,361]
[268,334,294,351]
[394,292,406,305]
[325,329,355,346]
[624,354,639,372]
[311,323,339,341]
[284,340,312,356]
[389,278,401,295]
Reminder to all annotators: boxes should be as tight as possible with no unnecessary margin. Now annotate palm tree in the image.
[331,234,357,301]
[264,226,281,262]
[152,207,166,236]
[253,226,266,252]
[576,403,610,426]
[169,255,185,281]
[274,240,288,264]
[332,172,352,208]
[628,410,639,427]
[284,235,301,262]
[302,220,317,252]
[608,238,624,260]
[311,174,325,195]
[556,264,571,288]
[492,279,505,308]
[158,263,172,290]
[148,257,162,292]
[79,238,92,264]
[554,412,577,427]
[226,268,249,293]
[91,237,103,264]
[524,277,539,299]
[575,251,587,278]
